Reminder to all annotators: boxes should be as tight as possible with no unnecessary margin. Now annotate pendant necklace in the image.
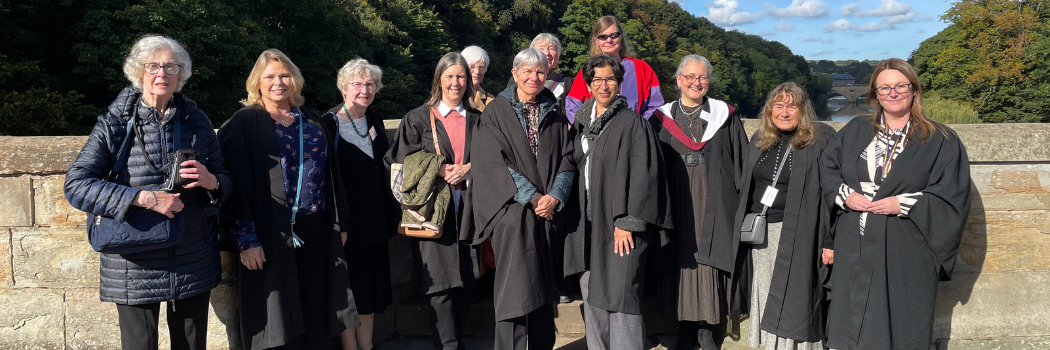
[342,104,369,138]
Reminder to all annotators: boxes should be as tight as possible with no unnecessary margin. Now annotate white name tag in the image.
[369,126,377,140]
[760,186,779,207]
[552,84,565,98]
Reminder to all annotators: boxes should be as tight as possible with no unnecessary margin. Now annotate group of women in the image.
[64,13,971,350]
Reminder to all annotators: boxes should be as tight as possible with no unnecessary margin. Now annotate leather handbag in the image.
[741,143,793,245]
[87,112,185,254]
[394,108,444,239]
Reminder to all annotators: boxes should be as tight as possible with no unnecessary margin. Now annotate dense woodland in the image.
[0,0,1046,136]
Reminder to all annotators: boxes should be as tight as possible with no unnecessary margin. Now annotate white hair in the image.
[677,54,714,78]
[460,45,490,68]
[336,58,383,94]
[530,33,563,56]
[512,48,548,73]
[123,34,192,91]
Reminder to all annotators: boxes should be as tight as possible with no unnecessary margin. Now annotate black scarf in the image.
[574,96,628,140]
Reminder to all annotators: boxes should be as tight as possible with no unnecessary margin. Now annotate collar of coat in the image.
[499,82,559,128]
[654,97,732,143]
[574,95,629,140]
[109,86,194,124]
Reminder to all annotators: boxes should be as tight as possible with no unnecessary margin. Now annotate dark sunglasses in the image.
[596,31,622,41]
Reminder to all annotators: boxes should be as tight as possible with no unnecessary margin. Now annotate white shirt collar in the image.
[437,101,466,117]
[590,101,599,122]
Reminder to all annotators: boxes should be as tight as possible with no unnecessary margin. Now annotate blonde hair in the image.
[867,58,935,143]
[123,34,192,92]
[241,49,305,107]
[588,15,631,58]
[756,82,818,152]
[425,52,476,110]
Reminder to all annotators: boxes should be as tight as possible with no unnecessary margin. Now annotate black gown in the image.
[819,116,971,349]
[322,107,396,315]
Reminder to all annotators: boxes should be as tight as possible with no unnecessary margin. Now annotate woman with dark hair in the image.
[820,58,971,349]
[736,82,835,350]
[218,48,358,350]
[564,15,664,121]
[384,52,480,350]
[564,54,672,350]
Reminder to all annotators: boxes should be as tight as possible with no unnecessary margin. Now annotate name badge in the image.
[760,186,779,207]
[369,126,377,140]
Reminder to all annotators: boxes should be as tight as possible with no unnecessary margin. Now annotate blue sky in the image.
[674,0,954,61]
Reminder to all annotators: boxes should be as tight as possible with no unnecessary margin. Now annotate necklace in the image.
[342,104,369,138]
[678,99,702,117]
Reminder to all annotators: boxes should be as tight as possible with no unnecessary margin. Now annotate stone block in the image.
[0,136,86,176]
[969,165,1050,211]
[938,337,1050,350]
[933,271,1050,339]
[960,210,1050,272]
[154,284,240,350]
[64,289,121,350]
[0,229,11,289]
[0,289,65,349]
[34,175,86,228]
[0,176,33,227]
[11,228,98,289]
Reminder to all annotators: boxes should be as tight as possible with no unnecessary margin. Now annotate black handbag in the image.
[87,111,184,254]
[740,143,792,245]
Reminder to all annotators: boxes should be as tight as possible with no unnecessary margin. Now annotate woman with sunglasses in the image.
[820,58,971,349]
[565,15,664,122]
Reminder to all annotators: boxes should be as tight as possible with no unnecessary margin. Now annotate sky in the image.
[674,0,954,61]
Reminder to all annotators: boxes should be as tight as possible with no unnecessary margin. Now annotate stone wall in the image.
[1,120,1048,349]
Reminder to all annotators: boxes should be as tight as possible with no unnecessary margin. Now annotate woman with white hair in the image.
[64,34,232,350]
[462,45,495,111]
[649,54,747,350]
[530,33,574,115]
[468,47,574,350]
[322,58,396,350]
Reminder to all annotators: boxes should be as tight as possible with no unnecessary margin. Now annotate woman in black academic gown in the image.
[563,54,672,350]
[735,82,835,350]
[820,58,971,350]
[218,49,358,350]
[321,58,396,350]
[384,52,480,350]
[469,48,575,350]
[648,54,747,350]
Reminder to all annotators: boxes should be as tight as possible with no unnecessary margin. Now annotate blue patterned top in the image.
[232,109,330,251]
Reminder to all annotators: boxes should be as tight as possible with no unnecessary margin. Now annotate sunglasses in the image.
[595,31,622,41]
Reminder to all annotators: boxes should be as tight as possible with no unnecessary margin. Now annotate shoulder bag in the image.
[740,142,793,245]
[390,108,444,239]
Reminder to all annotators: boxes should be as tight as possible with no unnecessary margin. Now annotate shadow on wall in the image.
[933,181,987,347]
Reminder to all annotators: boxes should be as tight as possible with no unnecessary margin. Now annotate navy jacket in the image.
[64,86,232,305]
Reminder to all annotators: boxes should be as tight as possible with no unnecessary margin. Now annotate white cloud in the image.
[706,0,762,26]
[824,18,853,32]
[760,30,777,37]
[841,0,911,17]
[765,0,830,19]
[775,19,796,31]
[920,15,935,21]
[802,35,819,41]
[811,49,831,56]
[803,35,836,44]
[883,11,915,24]
[854,21,894,32]
[824,38,835,44]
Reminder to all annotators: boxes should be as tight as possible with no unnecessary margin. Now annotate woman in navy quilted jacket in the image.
[64,34,232,350]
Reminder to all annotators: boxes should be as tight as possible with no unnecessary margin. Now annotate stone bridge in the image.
[832,85,869,104]
[1,120,1049,349]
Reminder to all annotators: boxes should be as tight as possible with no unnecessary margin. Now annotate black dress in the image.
[323,107,396,315]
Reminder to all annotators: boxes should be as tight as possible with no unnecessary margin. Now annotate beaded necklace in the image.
[341,104,369,138]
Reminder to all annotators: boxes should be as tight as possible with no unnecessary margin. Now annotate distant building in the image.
[832,73,855,87]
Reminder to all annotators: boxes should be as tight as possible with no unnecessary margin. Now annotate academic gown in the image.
[733,123,837,342]
[563,102,673,315]
[819,117,971,350]
[384,104,480,295]
[469,87,575,321]
[217,105,358,350]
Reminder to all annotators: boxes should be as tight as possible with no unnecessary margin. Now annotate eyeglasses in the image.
[144,63,181,75]
[595,31,622,41]
[469,63,487,73]
[677,74,710,84]
[590,77,618,87]
[876,83,912,96]
[349,82,377,91]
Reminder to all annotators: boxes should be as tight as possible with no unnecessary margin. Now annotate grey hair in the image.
[460,45,490,68]
[336,58,383,94]
[676,54,714,78]
[530,33,562,56]
[123,34,192,91]
[512,48,549,73]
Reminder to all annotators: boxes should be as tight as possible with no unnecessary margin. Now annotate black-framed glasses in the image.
[595,31,622,41]
[144,63,181,75]
[876,83,912,96]
[677,74,710,84]
[590,77,618,87]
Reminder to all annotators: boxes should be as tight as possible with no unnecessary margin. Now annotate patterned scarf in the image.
[523,100,540,156]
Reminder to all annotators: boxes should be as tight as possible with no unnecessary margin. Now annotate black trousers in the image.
[429,287,472,350]
[494,305,555,350]
[116,291,211,350]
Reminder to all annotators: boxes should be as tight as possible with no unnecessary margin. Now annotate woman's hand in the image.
[614,227,635,257]
[135,190,184,218]
[822,248,834,265]
[845,192,873,212]
[443,164,471,185]
[341,231,348,246]
[869,196,901,215]
[240,246,266,270]
[534,195,558,220]
[179,160,218,190]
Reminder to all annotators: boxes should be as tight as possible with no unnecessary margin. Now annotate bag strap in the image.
[107,114,137,180]
[428,108,441,157]
[760,142,793,216]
